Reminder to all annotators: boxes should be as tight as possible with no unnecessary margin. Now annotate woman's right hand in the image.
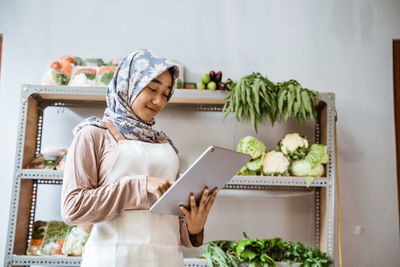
[146,176,174,199]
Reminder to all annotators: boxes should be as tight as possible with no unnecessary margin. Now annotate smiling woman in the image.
[61,49,218,267]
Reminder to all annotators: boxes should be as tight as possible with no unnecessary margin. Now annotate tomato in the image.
[50,61,61,70]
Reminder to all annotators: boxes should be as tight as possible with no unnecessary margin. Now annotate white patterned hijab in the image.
[73,49,180,152]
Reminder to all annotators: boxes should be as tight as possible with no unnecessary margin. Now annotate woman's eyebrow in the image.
[152,79,172,89]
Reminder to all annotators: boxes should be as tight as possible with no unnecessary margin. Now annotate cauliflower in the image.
[262,151,290,176]
[277,133,310,160]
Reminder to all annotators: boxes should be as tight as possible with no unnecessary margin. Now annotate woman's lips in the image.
[147,106,157,113]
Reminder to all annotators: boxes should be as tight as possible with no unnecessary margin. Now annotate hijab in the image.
[73,49,179,152]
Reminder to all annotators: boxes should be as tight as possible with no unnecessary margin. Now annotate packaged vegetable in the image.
[56,154,66,171]
[27,221,48,256]
[97,66,115,87]
[69,66,98,87]
[62,226,90,256]
[42,147,67,170]
[42,56,74,86]
[40,221,69,256]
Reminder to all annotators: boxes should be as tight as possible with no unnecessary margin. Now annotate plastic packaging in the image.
[62,225,90,256]
[27,221,48,256]
[27,148,67,170]
[171,60,184,89]
[97,66,115,87]
[42,57,74,86]
[68,66,98,87]
[40,221,69,256]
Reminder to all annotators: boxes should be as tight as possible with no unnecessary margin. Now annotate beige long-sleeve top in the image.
[61,125,203,247]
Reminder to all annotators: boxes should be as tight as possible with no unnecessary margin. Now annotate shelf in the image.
[18,169,327,187]
[21,84,335,106]
[21,85,229,105]
[9,256,297,266]
[9,256,207,266]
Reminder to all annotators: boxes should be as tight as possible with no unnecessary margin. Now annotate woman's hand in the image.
[146,176,174,199]
[179,187,218,235]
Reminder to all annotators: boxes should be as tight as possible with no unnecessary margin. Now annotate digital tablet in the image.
[149,145,251,216]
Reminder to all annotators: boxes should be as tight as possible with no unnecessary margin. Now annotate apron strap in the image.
[102,118,126,142]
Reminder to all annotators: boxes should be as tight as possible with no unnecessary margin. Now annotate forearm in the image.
[62,175,148,224]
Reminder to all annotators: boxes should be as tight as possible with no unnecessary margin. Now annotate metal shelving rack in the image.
[4,85,337,266]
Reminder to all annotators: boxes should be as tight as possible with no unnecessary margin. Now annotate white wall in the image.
[1,0,400,266]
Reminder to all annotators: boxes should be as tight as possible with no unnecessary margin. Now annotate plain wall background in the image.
[1,0,400,266]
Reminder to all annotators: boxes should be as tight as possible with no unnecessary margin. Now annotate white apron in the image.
[81,138,183,267]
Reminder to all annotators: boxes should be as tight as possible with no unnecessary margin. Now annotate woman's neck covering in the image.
[73,49,179,153]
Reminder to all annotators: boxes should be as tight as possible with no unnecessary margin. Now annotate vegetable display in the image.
[223,73,319,132]
[200,233,332,267]
[236,134,329,181]
[42,55,120,87]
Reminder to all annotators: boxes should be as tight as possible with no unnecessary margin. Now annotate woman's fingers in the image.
[180,205,190,216]
[190,194,197,211]
[199,187,209,212]
[154,189,162,199]
[205,188,218,213]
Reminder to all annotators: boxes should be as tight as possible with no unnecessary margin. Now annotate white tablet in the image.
[149,145,251,216]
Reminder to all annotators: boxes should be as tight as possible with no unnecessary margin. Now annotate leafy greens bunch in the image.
[223,72,277,133]
[223,73,319,132]
[200,233,332,267]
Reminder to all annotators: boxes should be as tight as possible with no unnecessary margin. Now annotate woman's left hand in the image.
[179,187,218,235]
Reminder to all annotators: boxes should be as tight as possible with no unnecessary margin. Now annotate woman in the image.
[61,49,217,267]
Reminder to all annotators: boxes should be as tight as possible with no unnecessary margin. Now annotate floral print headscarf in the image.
[73,49,180,152]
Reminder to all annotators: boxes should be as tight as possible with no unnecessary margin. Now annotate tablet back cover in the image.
[149,146,251,216]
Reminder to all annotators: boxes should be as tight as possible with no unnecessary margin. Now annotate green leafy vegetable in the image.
[290,160,324,178]
[237,136,266,159]
[305,144,329,168]
[57,73,69,85]
[201,233,332,267]
[200,240,237,267]
[100,72,114,85]
[84,72,96,80]
[44,221,68,239]
[223,74,319,132]
[236,136,266,175]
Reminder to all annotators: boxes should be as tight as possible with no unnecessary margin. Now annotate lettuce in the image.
[305,144,329,168]
[237,136,266,159]
[291,160,324,177]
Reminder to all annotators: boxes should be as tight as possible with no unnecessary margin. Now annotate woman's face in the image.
[130,70,172,122]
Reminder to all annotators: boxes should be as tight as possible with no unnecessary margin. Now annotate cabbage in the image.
[290,160,311,176]
[246,153,264,172]
[237,136,266,159]
[307,163,325,177]
[305,144,329,168]
[291,160,324,177]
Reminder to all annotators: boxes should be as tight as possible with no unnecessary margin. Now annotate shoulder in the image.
[73,125,114,148]
[77,125,108,139]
